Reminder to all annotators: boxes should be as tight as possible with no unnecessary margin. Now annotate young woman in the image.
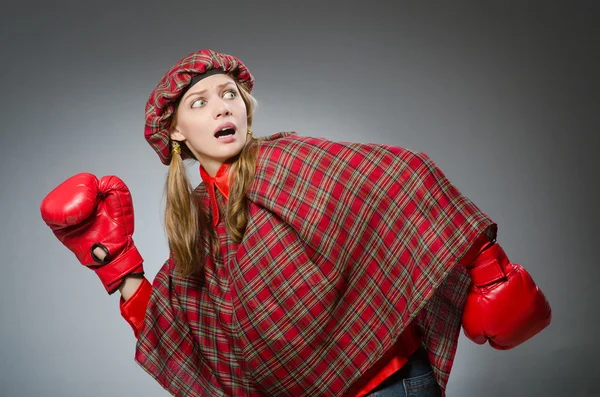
[40,49,552,397]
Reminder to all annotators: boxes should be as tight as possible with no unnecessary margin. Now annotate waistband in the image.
[369,346,433,393]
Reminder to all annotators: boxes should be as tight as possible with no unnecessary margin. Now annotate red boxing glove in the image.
[40,173,144,294]
[461,236,552,350]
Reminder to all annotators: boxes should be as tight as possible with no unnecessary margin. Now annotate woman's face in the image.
[170,73,249,176]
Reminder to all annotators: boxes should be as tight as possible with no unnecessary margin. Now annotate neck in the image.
[200,160,224,178]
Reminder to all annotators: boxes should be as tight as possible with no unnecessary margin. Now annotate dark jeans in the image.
[365,347,443,397]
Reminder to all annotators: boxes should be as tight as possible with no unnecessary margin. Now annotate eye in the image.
[191,98,206,108]
[223,90,237,99]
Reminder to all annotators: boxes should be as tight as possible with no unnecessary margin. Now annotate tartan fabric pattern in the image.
[134,132,497,396]
[144,49,254,165]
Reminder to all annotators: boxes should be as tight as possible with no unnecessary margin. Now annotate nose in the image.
[213,100,232,119]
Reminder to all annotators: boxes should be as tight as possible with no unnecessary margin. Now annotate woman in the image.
[40,49,552,397]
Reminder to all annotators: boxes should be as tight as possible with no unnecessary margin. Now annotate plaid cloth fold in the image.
[134,132,497,396]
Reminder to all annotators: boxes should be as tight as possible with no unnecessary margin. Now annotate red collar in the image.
[199,163,232,227]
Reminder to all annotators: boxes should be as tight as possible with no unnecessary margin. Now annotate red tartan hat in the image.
[144,49,255,165]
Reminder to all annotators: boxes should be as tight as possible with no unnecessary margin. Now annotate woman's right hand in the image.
[40,173,145,295]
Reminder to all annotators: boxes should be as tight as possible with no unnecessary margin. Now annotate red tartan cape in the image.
[134,132,497,396]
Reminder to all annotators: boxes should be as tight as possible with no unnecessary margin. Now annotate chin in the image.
[218,143,245,159]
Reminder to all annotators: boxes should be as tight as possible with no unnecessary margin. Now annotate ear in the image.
[170,128,185,142]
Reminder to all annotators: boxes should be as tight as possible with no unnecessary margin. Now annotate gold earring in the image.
[247,128,253,136]
[172,141,181,155]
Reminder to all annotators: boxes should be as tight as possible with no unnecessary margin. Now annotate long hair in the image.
[164,79,259,278]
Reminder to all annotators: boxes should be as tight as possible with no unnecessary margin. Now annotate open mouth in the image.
[214,127,236,138]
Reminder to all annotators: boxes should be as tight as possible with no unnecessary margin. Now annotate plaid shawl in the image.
[134,132,497,396]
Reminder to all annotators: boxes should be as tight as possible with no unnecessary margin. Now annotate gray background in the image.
[1,1,598,396]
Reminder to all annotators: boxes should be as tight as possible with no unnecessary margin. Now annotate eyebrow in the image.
[184,81,236,102]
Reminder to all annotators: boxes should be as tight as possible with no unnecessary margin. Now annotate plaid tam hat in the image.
[144,49,254,165]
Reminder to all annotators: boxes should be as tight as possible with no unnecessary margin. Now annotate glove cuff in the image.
[468,243,508,287]
[95,245,144,294]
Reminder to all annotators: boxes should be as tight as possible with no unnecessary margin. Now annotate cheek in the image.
[179,115,212,138]
[234,99,248,118]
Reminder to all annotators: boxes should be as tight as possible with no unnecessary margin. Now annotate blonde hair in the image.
[164,78,260,278]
